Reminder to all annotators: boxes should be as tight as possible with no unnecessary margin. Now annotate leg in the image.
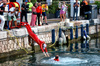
[60,14,62,21]
[13,16,17,27]
[62,14,65,21]
[0,16,5,30]
[8,16,12,28]
[41,16,43,24]
[33,15,37,26]
[25,13,28,22]
[9,20,12,28]
[64,12,66,19]
[14,21,17,27]
[76,10,78,20]
[37,13,40,25]
[73,10,75,20]
[45,16,47,23]
[21,13,23,22]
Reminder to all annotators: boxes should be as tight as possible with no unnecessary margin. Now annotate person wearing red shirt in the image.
[36,2,42,26]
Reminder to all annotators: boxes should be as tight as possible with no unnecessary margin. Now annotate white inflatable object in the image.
[65,19,70,23]
[61,32,67,44]
[83,35,90,40]
[59,37,63,45]
[83,36,86,40]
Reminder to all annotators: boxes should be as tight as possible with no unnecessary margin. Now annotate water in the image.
[0,38,100,66]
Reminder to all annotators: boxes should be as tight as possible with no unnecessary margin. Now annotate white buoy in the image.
[59,37,63,45]
[61,32,67,44]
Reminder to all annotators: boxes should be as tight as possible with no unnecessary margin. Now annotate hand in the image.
[47,54,50,57]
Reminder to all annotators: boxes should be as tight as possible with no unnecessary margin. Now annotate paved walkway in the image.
[46,14,100,25]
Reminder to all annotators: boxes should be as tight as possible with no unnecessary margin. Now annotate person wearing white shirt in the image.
[0,3,6,31]
[8,6,18,30]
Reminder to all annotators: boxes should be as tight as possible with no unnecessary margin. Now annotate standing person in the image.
[8,6,18,30]
[41,2,48,25]
[63,2,68,19]
[30,3,37,27]
[15,7,20,25]
[73,0,79,21]
[60,3,65,22]
[27,0,33,13]
[21,2,28,23]
[82,0,88,6]
[0,3,6,31]
[36,2,42,26]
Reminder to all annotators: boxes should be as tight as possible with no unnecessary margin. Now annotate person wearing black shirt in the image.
[0,3,6,31]
[21,2,29,23]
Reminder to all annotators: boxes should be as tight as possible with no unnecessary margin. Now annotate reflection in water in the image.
[75,42,78,52]
[81,39,90,53]
[70,43,73,52]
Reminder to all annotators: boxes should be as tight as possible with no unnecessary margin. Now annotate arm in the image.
[73,3,75,7]
[45,6,48,11]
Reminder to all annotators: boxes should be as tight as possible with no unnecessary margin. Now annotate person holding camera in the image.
[73,0,79,21]
[21,2,28,23]
[8,6,18,30]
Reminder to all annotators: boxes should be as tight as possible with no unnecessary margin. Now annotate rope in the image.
[49,23,60,47]
[5,29,29,54]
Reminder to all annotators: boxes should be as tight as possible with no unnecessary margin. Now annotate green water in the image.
[0,38,100,66]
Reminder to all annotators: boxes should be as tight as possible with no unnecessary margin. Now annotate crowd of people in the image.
[20,0,49,27]
[0,0,49,31]
[0,0,89,31]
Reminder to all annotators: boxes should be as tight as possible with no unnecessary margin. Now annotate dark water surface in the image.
[0,38,100,66]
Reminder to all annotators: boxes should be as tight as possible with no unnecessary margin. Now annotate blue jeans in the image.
[73,9,78,20]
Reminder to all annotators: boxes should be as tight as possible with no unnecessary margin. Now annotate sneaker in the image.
[42,23,44,25]
[8,28,11,30]
[46,23,48,25]
[15,27,19,29]
[38,24,41,26]
[0,29,2,31]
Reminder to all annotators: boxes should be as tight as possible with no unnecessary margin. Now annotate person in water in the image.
[54,55,59,61]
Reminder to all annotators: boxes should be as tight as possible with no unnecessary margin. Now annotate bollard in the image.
[86,24,89,35]
[96,23,98,34]
[70,27,73,40]
[75,26,78,39]
[59,28,62,38]
[52,29,55,44]
[81,25,84,38]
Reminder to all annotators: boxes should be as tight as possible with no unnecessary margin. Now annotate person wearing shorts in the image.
[8,7,18,30]
[41,2,48,25]
[60,4,65,22]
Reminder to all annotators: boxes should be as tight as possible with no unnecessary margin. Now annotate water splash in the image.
[41,57,88,65]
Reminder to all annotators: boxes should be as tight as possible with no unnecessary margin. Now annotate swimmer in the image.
[54,55,59,61]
